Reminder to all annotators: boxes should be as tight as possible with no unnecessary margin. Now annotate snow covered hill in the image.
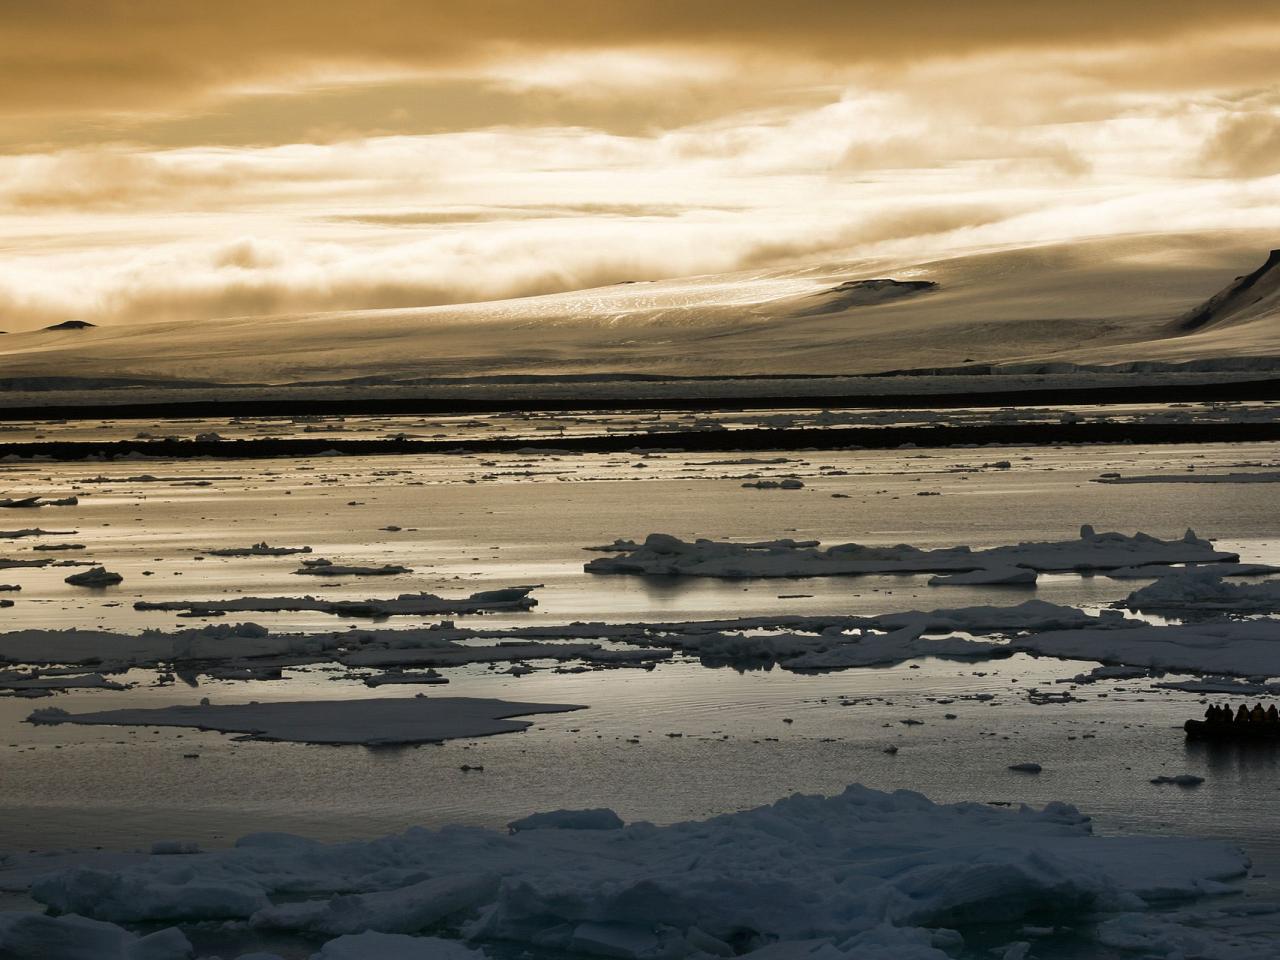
[1,230,1276,386]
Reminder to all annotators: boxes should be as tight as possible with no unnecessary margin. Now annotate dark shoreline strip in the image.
[1,377,1280,421]
[4,421,1280,461]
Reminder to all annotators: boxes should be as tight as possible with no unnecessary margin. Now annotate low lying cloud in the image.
[1199,110,1280,178]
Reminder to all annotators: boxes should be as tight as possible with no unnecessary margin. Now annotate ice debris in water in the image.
[11,784,1247,959]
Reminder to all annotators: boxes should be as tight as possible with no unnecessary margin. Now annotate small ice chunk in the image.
[64,566,123,587]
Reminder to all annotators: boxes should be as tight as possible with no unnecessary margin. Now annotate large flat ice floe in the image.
[585,527,1236,578]
[1014,619,1280,677]
[134,586,538,617]
[28,695,584,745]
[1095,471,1280,484]
[6,784,1248,960]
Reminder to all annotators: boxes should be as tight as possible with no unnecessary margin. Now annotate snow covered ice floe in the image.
[0,670,126,693]
[206,542,312,557]
[1095,471,1280,484]
[27,695,585,745]
[1125,569,1280,611]
[1106,562,1280,580]
[1013,619,1280,676]
[294,558,413,577]
[9,785,1248,959]
[927,566,1037,586]
[585,527,1235,578]
[134,586,537,617]
[0,527,77,539]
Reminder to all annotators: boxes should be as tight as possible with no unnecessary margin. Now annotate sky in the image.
[2,0,1280,331]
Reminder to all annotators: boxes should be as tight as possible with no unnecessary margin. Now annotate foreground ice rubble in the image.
[28,696,585,745]
[585,527,1235,578]
[5,785,1248,960]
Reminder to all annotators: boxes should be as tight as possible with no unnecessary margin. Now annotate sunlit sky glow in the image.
[2,1,1280,330]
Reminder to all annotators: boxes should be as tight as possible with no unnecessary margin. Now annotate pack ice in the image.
[6,785,1249,960]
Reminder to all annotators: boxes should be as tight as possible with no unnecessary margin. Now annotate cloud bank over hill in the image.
[1,3,1279,333]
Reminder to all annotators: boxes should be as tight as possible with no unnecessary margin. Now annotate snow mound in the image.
[585,527,1234,578]
[23,785,1246,959]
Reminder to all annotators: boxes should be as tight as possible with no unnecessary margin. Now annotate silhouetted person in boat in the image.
[1237,704,1251,724]
[1268,705,1279,725]
[1251,704,1266,723]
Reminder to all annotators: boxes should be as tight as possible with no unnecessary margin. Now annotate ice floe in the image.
[134,586,537,618]
[1096,471,1280,484]
[585,527,1235,578]
[0,495,78,508]
[928,566,1037,586]
[1106,562,1280,580]
[28,695,585,745]
[1013,619,1280,676]
[294,558,413,577]
[0,527,76,539]
[64,566,123,587]
[0,670,126,693]
[1125,569,1280,611]
[207,542,313,557]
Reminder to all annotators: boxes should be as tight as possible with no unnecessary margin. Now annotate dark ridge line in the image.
[1180,249,1280,332]
[2,377,1280,422]
[4,421,1280,461]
